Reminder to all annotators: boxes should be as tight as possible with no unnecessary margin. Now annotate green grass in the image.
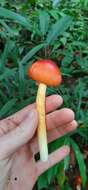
[0,0,88,189]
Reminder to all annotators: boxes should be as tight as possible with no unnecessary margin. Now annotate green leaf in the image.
[46,16,72,45]
[0,89,8,103]
[0,40,15,71]
[47,165,58,184]
[38,10,50,36]
[56,161,66,188]
[0,19,18,37]
[12,97,35,113]
[18,61,25,99]
[0,7,31,30]
[64,182,72,190]
[20,43,45,65]
[64,155,70,172]
[0,98,17,118]
[61,51,73,66]
[38,173,48,190]
[0,68,17,81]
[49,9,59,20]
[71,139,87,187]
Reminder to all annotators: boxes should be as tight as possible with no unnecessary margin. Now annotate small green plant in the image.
[0,0,88,189]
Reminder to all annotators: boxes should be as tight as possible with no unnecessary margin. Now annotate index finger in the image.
[7,95,63,125]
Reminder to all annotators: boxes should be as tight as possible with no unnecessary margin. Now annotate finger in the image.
[47,120,78,143]
[0,107,73,136]
[0,119,17,136]
[0,109,38,160]
[47,108,75,130]
[6,95,63,125]
[30,120,77,154]
[36,145,70,176]
[30,108,76,154]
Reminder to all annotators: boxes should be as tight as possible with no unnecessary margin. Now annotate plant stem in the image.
[36,83,48,161]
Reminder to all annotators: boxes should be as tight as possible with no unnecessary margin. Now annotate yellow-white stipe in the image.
[36,83,48,161]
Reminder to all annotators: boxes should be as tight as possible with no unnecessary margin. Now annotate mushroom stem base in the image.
[76,185,81,190]
[36,83,48,161]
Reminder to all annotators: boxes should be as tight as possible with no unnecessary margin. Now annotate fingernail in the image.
[53,95,63,104]
[63,145,70,154]
[54,95,63,105]
[72,120,78,128]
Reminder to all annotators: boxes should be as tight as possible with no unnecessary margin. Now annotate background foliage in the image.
[0,0,88,189]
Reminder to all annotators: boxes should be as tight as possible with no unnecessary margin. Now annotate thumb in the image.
[36,145,70,176]
[0,109,38,160]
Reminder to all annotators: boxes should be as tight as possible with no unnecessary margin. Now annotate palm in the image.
[0,95,77,190]
[8,144,37,190]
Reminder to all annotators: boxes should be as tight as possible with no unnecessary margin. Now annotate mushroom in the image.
[75,176,82,190]
[28,59,62,161]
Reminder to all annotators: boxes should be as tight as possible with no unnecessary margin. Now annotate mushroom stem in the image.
[76,185,81,190]
[36,83,48,161]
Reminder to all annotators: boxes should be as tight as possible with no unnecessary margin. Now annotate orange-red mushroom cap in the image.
[28,59,62,87]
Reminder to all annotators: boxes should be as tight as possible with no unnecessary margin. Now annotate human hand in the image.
[0,95,77,190]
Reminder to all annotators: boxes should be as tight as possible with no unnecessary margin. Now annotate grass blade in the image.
[18,61,25,99]
[38,10,50,36]
[0,19,18,37]
[0,98,17,118]
[0,68,17,81]
[20,43,45,65]
[46,15,72,45]
[0,40,15,71]
[71,139,87,187]
[0,7,31,30]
